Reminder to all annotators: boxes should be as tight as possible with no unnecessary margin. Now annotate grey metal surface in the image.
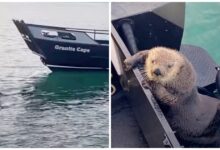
[111,93,148,148]
[180,44,217,87]
[112,2,166,20]
[111,2,185,28]
[153,3,185,28]
[111,38,124,76]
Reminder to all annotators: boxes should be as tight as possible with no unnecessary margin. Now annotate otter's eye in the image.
[168,64,173,68]
[152,60,155,64]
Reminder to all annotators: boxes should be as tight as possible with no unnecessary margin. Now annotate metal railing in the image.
[66,28,109,41]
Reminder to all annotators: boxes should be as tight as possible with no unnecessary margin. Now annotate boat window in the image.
[95,33,109,41]
[41,30,58,38]
[58,32,76,40]
[86,32,109,41]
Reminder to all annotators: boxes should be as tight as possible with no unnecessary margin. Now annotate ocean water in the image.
[0,3,109,148]
[182,2,220,64]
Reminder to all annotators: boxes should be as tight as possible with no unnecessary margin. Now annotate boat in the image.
[111,2,220,148]
[13,20,109,71]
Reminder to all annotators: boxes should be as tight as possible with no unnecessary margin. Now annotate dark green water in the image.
[182,2,220,64]
[0,3,109,148]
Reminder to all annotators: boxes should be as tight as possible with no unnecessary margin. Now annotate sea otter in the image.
[124,47,220,147]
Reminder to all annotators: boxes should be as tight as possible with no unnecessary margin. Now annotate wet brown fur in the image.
[124,47,220,146]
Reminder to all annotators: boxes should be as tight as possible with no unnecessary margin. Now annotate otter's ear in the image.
[180,65,184,71]
[176,65,184,75]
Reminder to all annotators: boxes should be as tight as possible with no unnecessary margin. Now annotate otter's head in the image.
[145,47,185,84]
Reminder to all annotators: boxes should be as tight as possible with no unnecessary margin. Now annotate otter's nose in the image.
[154,68,161,76]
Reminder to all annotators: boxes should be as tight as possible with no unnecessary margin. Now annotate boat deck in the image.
[112,92,148,148]
[111,66,148,148]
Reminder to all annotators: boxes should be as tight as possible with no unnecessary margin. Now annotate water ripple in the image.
[0,3,109,148]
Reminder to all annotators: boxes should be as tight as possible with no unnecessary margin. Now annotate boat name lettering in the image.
[54,45,90,53]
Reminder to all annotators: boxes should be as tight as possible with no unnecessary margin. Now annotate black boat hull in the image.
[36,39,108,70]
[13,20,109,71]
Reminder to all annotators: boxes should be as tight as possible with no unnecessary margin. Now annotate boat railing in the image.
[66,28,109,41]
[14,19,109,42]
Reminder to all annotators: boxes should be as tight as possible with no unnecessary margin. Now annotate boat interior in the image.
[111,2,220,147]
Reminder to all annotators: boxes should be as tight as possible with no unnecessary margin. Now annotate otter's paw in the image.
[141,80,151,89]
[148,81,160,91]
[124,58,134,71]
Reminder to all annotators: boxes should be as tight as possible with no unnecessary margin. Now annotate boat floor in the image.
[111,89,148,147]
